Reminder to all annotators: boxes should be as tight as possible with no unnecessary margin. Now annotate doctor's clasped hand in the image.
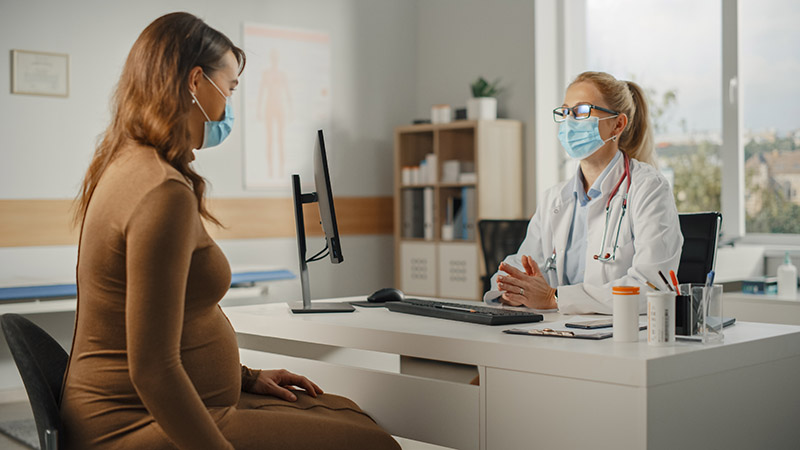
[496,257,557,309]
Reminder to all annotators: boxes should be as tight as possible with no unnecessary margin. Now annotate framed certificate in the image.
[11,49,69,97]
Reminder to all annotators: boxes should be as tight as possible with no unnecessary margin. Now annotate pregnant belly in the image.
[180,310,243,406]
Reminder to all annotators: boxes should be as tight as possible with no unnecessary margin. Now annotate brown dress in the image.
[60,145,399,449]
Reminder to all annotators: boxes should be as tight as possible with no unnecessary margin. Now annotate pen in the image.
[658,270,674,292]
[670,270,680,295]
[701,271,716,327]
[705,270,715,288]
[437,304,477,313]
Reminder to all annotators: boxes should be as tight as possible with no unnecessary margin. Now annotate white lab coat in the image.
[485,154,683,314]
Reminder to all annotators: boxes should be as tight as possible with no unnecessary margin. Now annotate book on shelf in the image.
[462,186,476,240]
[402,189,425,238]
[423,187,434,240]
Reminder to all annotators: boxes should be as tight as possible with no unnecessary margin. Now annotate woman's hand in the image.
[249,369,324,402]
[497,256,557,309]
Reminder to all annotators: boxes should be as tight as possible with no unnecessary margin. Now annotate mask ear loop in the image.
[189,90,211,121]
[203,72,228,99]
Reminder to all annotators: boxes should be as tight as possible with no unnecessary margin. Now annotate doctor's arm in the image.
[556,177,683,315]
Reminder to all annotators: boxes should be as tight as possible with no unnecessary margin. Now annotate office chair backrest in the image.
[478,219,530,293]
[677,212,722,284]
[1,313,69,450]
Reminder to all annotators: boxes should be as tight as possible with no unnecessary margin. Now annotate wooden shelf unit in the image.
[393,120,523,300]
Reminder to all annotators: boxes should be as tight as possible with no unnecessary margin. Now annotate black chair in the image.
[1,313,68,450]
[677,212,722,284]
[478,219,530,294]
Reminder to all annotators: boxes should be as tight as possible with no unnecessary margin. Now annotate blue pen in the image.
[702,271,716,330]
[705,270,715,288]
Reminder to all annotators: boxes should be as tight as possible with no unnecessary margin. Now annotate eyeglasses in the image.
[553,104,619,123]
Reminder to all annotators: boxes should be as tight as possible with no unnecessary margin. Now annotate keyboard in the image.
[385,298,544,326]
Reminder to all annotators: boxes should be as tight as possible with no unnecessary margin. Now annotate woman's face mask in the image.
[557,116,618,160]
[190,72,234,149]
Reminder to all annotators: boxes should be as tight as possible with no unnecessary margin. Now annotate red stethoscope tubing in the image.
[606,152,631,211]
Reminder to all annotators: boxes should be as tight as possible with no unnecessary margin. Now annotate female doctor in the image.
[485,71,683,315]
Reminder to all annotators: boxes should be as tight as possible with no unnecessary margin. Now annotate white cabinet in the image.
[438,243,478,300]
[399,241,437,296]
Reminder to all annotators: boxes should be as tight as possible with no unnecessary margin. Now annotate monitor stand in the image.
[289,259,354,313]
[289,174,354,314]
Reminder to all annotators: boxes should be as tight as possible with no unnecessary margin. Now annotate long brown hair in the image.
[74,12,245,226]
[570,71,655,167]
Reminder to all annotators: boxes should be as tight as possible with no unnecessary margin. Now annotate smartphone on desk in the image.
[564,318,613,329]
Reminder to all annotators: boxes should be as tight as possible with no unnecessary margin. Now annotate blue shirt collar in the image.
[572,151,622,207]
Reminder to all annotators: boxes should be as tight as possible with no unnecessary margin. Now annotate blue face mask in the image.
[190,73,234,149]
[558,116,617,160]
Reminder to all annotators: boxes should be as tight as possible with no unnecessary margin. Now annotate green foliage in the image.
[745,137,798,160]
[644,88,678,135]
[665,142,721,213]
[644,84,722,213]
[745,166,800,234]
[470,76,502,98]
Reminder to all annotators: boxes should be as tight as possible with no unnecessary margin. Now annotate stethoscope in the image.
[542,153,632,276]
[593,152,632,262]
[543,248,557,273]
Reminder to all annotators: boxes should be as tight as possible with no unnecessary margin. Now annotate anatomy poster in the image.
[243,24,331,190]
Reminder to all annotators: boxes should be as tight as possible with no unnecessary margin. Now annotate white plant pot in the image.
[467,97,497,120]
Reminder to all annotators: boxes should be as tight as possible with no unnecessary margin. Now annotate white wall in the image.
[415,0,537,215]
[0,0,418,300]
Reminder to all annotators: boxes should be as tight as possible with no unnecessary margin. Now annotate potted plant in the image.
[467,76,501,120]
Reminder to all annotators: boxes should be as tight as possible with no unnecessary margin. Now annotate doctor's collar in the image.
[574,151,621,206]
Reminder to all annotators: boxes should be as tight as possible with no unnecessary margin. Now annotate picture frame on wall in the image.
[10,49,69,97]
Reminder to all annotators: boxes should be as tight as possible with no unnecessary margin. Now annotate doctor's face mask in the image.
[557,116,618,160]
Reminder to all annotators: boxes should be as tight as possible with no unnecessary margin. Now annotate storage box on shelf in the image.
[394,120,523,300]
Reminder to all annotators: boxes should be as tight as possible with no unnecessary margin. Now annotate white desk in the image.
[225,297,800,450]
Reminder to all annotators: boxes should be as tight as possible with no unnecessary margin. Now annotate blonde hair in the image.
[570,71,655,167]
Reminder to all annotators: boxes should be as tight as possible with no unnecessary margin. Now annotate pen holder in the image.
[678,283,724,343]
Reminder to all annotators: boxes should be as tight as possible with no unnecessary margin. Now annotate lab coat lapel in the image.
[551,180,575,287]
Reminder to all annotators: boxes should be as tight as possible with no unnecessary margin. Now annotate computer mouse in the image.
[367,288,404,303]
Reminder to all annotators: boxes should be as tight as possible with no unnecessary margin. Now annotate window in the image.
[585,0,722,214]
[741,0,800,235]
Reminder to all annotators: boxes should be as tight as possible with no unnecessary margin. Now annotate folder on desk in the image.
[505,321,647,340]
[504,327,614,340]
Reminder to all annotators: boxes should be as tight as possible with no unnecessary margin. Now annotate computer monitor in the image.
[289,130,355,313]
[314,129,343,264]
